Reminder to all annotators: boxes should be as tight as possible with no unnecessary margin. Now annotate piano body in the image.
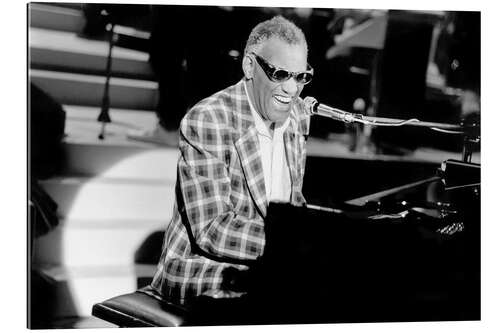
[247,158,480,323]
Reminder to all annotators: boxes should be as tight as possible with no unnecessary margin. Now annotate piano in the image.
[244,158,480,323]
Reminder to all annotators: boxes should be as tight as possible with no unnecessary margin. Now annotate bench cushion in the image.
[92,290,188,327]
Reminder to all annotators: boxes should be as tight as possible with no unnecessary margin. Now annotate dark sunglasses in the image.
[251,52,314,85]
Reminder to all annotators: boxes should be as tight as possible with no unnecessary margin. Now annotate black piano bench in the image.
[92,288,188,327]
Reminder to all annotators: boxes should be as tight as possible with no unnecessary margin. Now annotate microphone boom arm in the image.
[304,96,463,132]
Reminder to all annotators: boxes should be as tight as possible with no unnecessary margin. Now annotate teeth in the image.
[275,95,291,103]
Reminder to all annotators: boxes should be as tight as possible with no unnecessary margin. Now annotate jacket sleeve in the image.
[177,104,265,263]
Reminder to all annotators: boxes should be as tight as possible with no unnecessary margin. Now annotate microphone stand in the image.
[305,98,479,163]
[97,20,116,140]
[353,114,479,163]
[358,115,462,131]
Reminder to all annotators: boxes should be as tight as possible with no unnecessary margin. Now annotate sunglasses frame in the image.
[251,52,314,85]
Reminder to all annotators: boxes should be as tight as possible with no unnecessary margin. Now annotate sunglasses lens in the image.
[272,70,292,82]
[296,72,313,84]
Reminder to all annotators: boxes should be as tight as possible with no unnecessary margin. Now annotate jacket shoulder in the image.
[182,84,242,129]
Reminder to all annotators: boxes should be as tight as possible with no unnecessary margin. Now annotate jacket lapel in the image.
[284,125,299,201]
[235,128,268,218]
[284,128,297,180]
[284,102,309,206]
[233,80,268,218]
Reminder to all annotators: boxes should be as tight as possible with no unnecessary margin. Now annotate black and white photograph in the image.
[24,0,491,330]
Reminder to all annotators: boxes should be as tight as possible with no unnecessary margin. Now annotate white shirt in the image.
[245,83,292,202]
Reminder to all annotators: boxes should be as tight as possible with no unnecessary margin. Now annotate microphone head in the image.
[303,96,319,115]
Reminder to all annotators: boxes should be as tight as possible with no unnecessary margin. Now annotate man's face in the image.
[247,38,308,125]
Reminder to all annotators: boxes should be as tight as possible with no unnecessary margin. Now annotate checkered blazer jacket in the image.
[149,79,310,305]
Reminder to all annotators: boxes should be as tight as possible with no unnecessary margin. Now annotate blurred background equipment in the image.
[323,9,479,155]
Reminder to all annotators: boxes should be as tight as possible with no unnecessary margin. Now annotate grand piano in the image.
[92,156,480,326]
[254,158,480,323]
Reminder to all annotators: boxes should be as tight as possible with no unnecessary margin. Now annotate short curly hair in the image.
[244,15,308,56]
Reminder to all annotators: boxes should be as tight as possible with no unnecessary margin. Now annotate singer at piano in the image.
[142,15,313,324]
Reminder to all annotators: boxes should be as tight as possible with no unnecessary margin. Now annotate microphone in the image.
[303,96,361,123]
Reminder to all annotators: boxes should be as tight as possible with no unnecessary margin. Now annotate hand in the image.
[201,289,246,299]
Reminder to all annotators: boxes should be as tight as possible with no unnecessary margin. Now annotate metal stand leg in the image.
[98,22,116,140]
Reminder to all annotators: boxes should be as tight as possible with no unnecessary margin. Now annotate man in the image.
[147,15,313,310]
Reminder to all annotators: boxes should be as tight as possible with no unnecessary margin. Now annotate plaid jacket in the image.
[149,79,310,305]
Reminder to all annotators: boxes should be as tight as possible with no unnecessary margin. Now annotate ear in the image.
[242,54,254,80]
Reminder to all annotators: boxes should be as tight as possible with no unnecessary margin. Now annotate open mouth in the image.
[274,95,291,105]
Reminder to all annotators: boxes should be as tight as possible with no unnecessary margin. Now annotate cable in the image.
[354,118,421,127]
[352,117,465,133]
[429,127,464,134]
